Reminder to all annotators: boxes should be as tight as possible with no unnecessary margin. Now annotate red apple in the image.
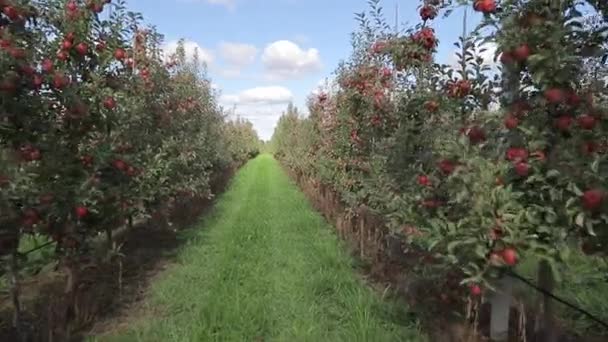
[544,88,565,104]
[506,147,528,162]
[500,51,514,64]
[420,5,437,21]
[514,162,529,177]
[504,115,519,129]
[438,159,456,175]
[470,284,482,296]
[114,48,126,60]
[66,1,78,12]
[466,125,486,145]
[577,115,597,130]
[42,59,54,73]
[57,50,69,61]
[513,44,531,62]
[3,6,19,20]
[9,47,25,59]
[103,96,116,109]
[501,248,518,266]
[52,73,68,89]
[75,42,88,56]
[61,39,73,50]
[417,175,431,187]
[555,115,573,132]
[112,159,128,171]
[75,206,89,219]
[582,189,604,211]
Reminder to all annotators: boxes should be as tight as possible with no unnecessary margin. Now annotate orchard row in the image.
[273,0,607,335]
[0,0,259,334]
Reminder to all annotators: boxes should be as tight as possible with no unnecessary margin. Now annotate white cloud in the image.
[220,86,293,105]
[218,68,243,78]
[219,42,257,66]
[261,40,322,80]
[162,40,214,65]
[220,86,295,140]
[228,107,283,141]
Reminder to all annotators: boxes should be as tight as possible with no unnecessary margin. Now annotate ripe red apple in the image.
[555,115,573,132]
[3,6,19,20]
[567,91,581,107]
[42,59,54,73]
[500,51,514,65]
[474,0,496,14]
[504,115,519,129]
[506,147,528,162]
[420,5,437,21]
[514,162,529,177]
[380,67,392,78]
[112,159,128,171]
[466,125,486,145]
[470,284,482,296]
[501,248,518,266]
[581,141,598,156]
[438,159,456,175]
[577,115,597,130]
[114,48,126,60]
[75,206,89,219]
[582,189,604,211]
[61,39,73,50]
[103,96,116,109]
[544,88,565,104]
[417,175,431,187]
[52,73,68,89]
[19,64,35,76]
[9,47,25,59]
[57,50,69,61]
[75,42,88,56]
[66,1,78,12]
[513,44,531,62]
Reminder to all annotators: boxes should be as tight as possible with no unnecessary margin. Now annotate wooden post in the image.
[489,275,514,341]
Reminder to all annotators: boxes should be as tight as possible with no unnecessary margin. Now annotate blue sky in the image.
[126,0,485,140]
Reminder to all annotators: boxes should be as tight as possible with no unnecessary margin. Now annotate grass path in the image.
[95,155,425,342]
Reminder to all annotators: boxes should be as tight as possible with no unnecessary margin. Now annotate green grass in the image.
[0,234,55,293]
[93,154,425,342]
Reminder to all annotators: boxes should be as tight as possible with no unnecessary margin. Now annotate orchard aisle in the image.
[94,154,424,342]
